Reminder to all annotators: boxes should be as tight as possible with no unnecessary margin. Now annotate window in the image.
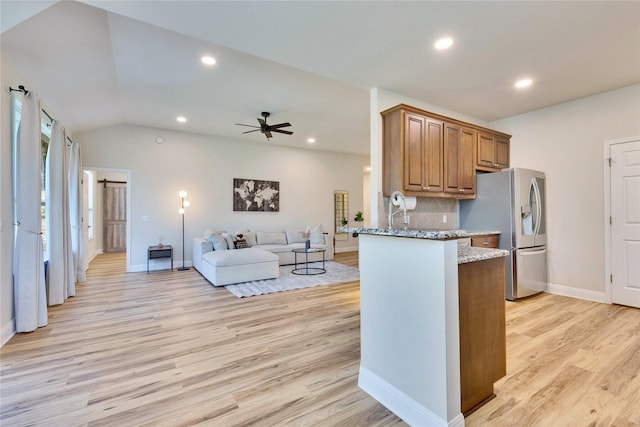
[11,96,52,260]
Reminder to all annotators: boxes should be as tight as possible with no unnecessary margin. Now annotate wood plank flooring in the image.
[1,251,639,426]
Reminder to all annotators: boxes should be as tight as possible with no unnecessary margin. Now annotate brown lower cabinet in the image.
[458,256,507,416]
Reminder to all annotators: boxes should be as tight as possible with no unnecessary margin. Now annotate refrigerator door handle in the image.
[532,178,542,237]
[519,247,546,255]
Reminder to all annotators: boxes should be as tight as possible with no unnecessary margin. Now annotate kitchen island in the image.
[346,227,508,426]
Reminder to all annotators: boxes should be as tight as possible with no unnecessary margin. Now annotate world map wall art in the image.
[233,178,280,212]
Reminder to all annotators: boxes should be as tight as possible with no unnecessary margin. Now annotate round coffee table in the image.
[291,247,326,275]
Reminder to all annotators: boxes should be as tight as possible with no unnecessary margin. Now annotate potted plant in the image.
[352,211,364,237]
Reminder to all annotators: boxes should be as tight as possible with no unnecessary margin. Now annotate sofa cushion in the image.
[255,244,294,254]
[306,224,324,244]
[203,247,278,267]
[256,231,287,245]
[206,232,228,251]
[221,232,235,250]
[243,231,257,247]
[286,229,308,244]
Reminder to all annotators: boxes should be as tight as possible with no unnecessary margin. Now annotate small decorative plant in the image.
[341,217,348,225]
[352,211,364,237]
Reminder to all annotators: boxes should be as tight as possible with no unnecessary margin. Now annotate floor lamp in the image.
[178,190,190,271]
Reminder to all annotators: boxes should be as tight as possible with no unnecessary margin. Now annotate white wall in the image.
[490,84,640,299]
[76,124,368,271]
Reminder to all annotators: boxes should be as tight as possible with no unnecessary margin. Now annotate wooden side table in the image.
[147,245,173,274]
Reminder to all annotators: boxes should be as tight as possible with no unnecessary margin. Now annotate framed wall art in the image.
[233,178,280,212]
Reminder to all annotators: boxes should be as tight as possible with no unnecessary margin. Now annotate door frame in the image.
[603,136,640,305]
[83,166,132,272]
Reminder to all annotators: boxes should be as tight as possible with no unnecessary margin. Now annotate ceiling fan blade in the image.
[271,129,294,135]
[242,129,261,134]
[236,123,260,128]
[264,130,273,139]
[268,122,291,129]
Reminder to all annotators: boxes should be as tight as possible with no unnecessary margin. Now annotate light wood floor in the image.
[1,252,639,426]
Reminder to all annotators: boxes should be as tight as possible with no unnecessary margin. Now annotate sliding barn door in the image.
[103,182,126,253]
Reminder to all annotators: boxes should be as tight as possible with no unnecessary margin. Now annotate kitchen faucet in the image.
[388,190,409,229]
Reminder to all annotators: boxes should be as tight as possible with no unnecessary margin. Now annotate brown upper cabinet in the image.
[444,123,476,196]
[476,131,510,172]
[382,104,510,199]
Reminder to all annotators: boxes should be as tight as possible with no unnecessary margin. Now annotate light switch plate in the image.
[141,216,149,222]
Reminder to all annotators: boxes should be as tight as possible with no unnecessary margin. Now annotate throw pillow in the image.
[243,231,257,247]
[206,232,228,251]
[306,224,324,244]
[234,239,248,249]
[221,232,235,250]
[203,229,222,240]
[286,230,307,244]
[256,231,287,245]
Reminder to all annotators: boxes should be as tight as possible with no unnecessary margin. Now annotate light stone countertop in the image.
[339,227,508,264]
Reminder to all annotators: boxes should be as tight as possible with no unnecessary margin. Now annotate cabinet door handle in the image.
[459,189,464,192]
[483,242,489,245]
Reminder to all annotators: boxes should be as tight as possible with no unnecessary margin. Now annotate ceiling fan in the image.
[236,112,293,140]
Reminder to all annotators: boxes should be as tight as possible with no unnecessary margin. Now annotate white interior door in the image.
[611,139,640,308]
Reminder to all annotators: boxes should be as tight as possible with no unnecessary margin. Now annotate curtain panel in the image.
[13,92,47,332]
[46,121,75,305]
[69,141,85,283]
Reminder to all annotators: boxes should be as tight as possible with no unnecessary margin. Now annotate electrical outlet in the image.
[442,214,447,224]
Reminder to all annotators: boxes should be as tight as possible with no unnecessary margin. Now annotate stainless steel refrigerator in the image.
[460,168,547,300]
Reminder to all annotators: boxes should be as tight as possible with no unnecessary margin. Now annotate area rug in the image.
[224,261,359,298]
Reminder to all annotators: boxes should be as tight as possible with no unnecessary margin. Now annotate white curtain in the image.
[13,92,47,332]
[69,141,85,283]
[46,121,75,305]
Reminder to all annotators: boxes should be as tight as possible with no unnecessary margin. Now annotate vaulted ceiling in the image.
[2,1,639,155]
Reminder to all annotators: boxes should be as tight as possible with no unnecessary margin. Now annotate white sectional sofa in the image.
[193,227,333,286]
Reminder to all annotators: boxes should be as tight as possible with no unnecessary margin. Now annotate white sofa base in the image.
[199,248,279,286]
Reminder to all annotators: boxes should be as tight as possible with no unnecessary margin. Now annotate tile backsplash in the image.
[378,192,457,229]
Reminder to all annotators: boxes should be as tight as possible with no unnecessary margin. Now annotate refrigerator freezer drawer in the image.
[515,247,547,298]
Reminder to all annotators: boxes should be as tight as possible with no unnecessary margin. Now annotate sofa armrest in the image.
[192,237,213,272]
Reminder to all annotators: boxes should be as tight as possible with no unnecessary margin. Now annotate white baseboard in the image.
[545,283,606,304]
[358,366,463,427]
[1,319,16,348]
[335,246,359,253]
[129,260,192,273]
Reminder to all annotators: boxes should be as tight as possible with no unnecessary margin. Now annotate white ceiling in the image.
[2,1,639,155]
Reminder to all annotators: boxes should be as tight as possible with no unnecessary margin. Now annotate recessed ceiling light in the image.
[307,138,316,144]
[434,37,454,50]
[515,78,533,88]
[201,55,216,66]
[176,116,187,123]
